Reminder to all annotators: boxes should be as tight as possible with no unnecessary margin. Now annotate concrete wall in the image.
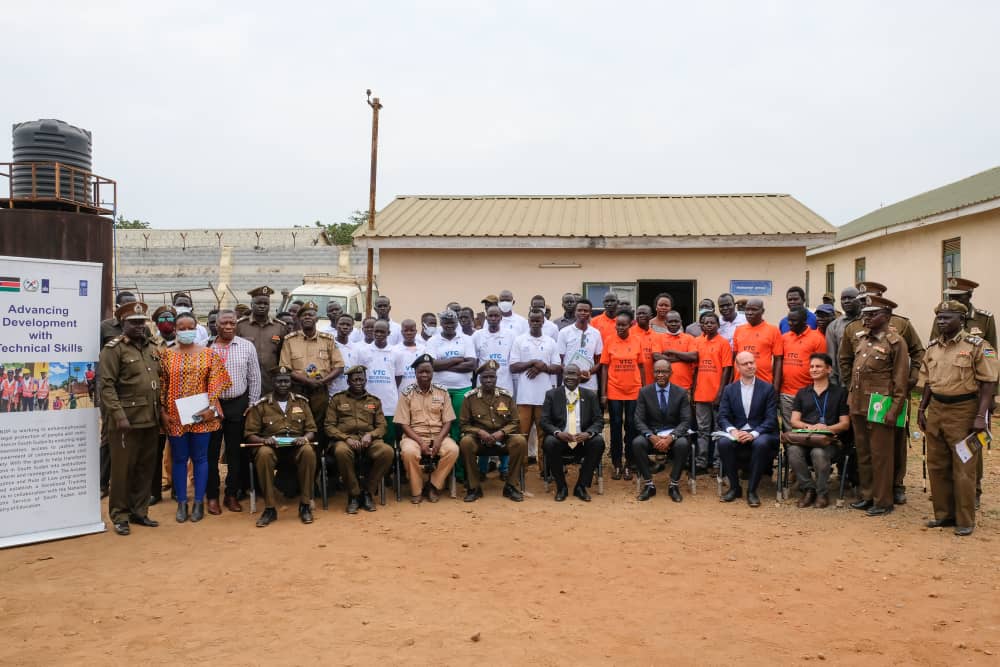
[377,246,807,324]
[807,207,1000,339]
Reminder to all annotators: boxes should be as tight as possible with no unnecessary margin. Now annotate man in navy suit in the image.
[631,359,692,502]
[540,364,606,502]
[718,351,779,507]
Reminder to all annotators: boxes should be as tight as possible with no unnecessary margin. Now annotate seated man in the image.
[459,360,528,502]
[540,364,606,502]
[325,365,395,515]
[630,359,692,503]
[395,354,460,504]
[717,351,779,507]
[786,353,850,508]
[244,366,318,527]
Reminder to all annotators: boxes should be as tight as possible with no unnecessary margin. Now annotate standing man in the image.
[393,318,426,394]
[35,370,49,410]
[633,305,667,389]
[779,307,828,427]
[600,311,646,480]
[919,300,998,536]
[717,293,748,346]
[846,295,910,517]
[540,364,606,502]
[689,312,733,470]
[459,361,528,502]
[420,312,438,343]
[329,314,364,397]
[660,311,696,394]
[827,287,860,385]
[244,366,317,527]
[20,370,36,411]
[686,298,716,338]
[815,304,836,336]
[350,296,402,345]
[554,292,578,330]
[472,306,515,393]
[99,301,162,536]
[362,320,405,444]
[425,310,477,446]
[631,359,692,502]
[717,352,780,507]
[497,289,529,337]
[208,309,261,514]
[326,365,395,514]
[320,301,344,334]
[395,354,460,503]
[933,278,996,349]
[100,291,137,346]
[556,298,603,394]
[733,298,784,393]
[510,310,562,475]
[279,301,345,436]
[458,307,477,337]
[592,293,620,343]
[236,285,287,396]
[778,286,817,333]
[529,295,560,340]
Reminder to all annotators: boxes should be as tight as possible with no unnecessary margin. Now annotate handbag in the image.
[780,430,836,447]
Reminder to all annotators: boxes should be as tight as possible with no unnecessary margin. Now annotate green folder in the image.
[867,393,907,427]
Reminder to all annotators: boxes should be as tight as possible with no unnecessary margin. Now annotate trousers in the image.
[717,434,778,493]
[254,444,317,508]
[925,399,979,528]
[107,425,159,524]
[630,435,691,484]
[542,434,605,490]
[608,399,637,467]
[851,415,894,509]
[460,433,528,490]
[694,402,718,466]
[332,440,394,497]
[207,393,250,500]
[170,431,212,503]
[399,437,459,497]
[787,444,837,495]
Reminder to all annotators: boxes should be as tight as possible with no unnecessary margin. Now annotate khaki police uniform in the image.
[847,320,910,510]
[244,392,318,509]
[459,385,527,491]
[919,326,999,528]
[395,382,459,497]
[278,329,344,425]
[236,316,287,394]
[325,389,393,497]
[99,303,162,525]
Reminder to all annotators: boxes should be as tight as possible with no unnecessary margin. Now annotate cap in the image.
[822,291,835,301]
[934,300,969,315]
[481,294,499,305]
[116,301,150,321]
[297,301,319,316]
[856,281,887,296]
[269,365,293,378]
[411,353,434,369]
[860,294,897,312]
[477,359,500,374]
[815,303,836,315]
[943,277,979,295]
[151,305,177,321]
[438,309,458,322]
[345,364,368,376]
[248,286,274,298]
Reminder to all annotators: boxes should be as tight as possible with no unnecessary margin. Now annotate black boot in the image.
[176,502,189,523]
[190,502,205,522]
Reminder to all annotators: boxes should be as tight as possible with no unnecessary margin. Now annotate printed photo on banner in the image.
[0,360,97,413]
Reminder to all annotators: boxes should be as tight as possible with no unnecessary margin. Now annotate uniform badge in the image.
[496,403,509,413]
[291,406,304,414]
[365,403,377,410]
[984,348,996,358]
[271,335,281,343]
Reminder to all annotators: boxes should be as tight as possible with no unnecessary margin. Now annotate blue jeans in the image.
[608,399,637,468]
[169,431,212,503]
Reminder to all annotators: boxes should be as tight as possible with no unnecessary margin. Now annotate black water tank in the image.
[11,119,93,201]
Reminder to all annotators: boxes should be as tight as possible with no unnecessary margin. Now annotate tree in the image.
[114,214,150,229]
[303,210,368,245]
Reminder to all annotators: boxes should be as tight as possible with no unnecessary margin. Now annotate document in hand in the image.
[866,392,907,427]
[175,393,210,425]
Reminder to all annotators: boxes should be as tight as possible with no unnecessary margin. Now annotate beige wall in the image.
[807,207,1000,340]
[377,246,807,324]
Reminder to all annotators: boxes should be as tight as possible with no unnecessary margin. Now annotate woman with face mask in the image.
[158,312,232,523]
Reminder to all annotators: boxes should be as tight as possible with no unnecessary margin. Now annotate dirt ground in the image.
[2,444,999,665]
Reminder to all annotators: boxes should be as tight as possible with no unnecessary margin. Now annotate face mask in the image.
[157,322,175,335]
[175,306,192,314]
[498,301,513,314]
[423,326,438,337]
[176,330,198,345]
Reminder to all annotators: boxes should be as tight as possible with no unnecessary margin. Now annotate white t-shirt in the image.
[472,328,515,393]
[425,332,476,389]
[392,340,426,395]
[349,318,402,347]
[719,312,748,347]
[362,342,405,416]
[499,313,529,338]
[556,323,604,391]
[329,339,365,396]
[510,332,561,405]
[542,318,560,341]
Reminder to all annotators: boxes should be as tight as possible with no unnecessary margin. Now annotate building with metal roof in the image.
[355,193,835,324]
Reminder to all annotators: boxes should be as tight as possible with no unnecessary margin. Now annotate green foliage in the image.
[302,210,368,245]
[114,214,151,229]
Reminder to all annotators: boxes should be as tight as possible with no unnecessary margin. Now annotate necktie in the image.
[658,388,667,414]
[566,395,578,435]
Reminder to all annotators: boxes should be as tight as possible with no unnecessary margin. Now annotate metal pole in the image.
[365,89,382,318]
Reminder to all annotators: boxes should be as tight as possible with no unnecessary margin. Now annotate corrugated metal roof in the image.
[356,194,833,239]
[836,166,1000,242]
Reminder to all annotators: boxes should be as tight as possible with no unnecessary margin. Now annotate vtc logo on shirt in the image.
[489,354,504,362]
[371,369,388,377]
[444,351,460,358]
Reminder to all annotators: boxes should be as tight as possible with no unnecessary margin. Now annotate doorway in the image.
[636,280,697,327]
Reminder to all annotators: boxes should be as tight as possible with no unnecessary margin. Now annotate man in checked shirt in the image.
[207,309,262,514]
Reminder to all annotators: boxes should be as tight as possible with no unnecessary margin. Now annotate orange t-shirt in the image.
[632,326,665,387]
[693,334,733,403]
[780,328,827,395]
[660,330,696,390]
[592,312,619,344]
[732,321,783,384]
[600,333,644,400]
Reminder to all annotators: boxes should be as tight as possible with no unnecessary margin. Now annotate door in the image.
[635,280,697,327]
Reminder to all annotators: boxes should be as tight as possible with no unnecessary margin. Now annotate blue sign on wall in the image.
[730,280,772,296]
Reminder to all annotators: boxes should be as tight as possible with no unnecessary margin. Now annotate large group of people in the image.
[98,278,997,537]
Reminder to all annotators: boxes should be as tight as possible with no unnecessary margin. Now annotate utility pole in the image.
[365,89,382,317]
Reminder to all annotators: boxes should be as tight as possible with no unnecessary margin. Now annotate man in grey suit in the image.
[630,359,692,502]
[540,364,606,502]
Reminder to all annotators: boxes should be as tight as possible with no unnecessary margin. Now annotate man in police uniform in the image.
[459,360,527,502]
[930,278,996,349]
[236,286,287,395]
[847,294,910,516]
[98,301,162,536]
[325,365,394,514]
[395,353,460,503]
[918,300,999,536]
[839,281,925,504]
[244,366,318,527]
[278,301,344,431]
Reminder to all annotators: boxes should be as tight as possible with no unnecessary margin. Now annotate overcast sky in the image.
[4,1,998,230]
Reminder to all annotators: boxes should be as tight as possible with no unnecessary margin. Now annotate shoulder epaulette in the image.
[976,308,993,317]
[965,335,984,346]
[927,339,940,348]
[236,316,249,323]
[330,389,348,400]
[104,335,124,348]
[433,383,449,392]
[464,387,479,398]
[854,330,866,338]
[284,330,302,339]
[317,331,334,339]
[892,314,911,322]
[497,387,514,397]
[401,384,416,396]
[251,396,269,407]
[291,392,309,401]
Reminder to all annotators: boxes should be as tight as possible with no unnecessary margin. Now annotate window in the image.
[582,282,637,309]
[854,257,866,284]
[825,264,835,295]
[942,237,961,288]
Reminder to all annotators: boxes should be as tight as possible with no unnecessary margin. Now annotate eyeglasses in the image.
[157,315,175,322]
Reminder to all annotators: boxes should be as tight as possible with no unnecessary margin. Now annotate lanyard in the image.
[813,390,829,424]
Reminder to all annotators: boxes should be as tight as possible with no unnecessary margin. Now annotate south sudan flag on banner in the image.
[0,277,20,292]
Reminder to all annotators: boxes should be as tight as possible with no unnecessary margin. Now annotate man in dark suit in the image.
[718,351,779,507]
[630,360,692,502]
[541,364,606,502]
